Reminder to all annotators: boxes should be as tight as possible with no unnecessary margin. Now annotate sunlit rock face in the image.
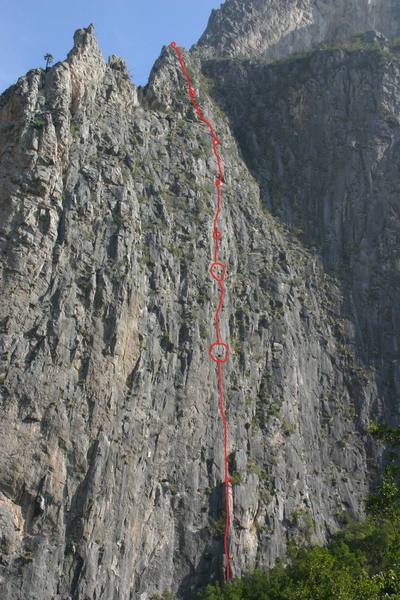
[0,1,399,597]
[195,0,400,60]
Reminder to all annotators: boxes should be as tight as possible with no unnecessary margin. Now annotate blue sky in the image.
[0,0,222,93]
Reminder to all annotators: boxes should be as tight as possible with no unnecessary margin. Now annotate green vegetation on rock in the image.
[197,424,400,600]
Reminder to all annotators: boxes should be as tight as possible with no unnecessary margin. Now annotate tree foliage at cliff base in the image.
[198,423,400,600]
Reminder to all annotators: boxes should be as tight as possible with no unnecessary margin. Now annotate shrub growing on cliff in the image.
[150,591,173,600]
[32,117,46,129]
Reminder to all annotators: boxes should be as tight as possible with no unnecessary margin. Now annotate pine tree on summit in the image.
[44,53,54,71]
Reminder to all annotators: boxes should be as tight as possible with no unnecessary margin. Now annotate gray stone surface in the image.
[0,4,398,599]
[195,0,400,61]
[201,38,400,428]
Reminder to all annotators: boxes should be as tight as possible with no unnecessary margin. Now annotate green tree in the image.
[44,53,54,70]
[197,423,400,600]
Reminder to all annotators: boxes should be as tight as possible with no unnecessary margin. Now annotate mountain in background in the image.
[0,1,399,598]
[196,0,400,59]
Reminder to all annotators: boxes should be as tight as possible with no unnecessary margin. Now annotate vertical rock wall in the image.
[0,10,396,599]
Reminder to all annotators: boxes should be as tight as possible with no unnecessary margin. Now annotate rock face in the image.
[196,0,400,60]
[201,38,400,427]
[0,4,399,599]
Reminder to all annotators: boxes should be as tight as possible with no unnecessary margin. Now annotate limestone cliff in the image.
[196,0,400,61]
[0,1,399,598]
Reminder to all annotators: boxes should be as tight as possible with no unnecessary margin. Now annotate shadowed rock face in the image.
[201,41,400,403]
[195,0,400,60]
[0,4,399,599]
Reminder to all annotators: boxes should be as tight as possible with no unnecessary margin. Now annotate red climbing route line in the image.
[169,41,231,582]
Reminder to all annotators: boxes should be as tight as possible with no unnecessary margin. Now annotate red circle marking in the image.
[169,41,232,582]
[210,261,225,283]
[208,342,229,364]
